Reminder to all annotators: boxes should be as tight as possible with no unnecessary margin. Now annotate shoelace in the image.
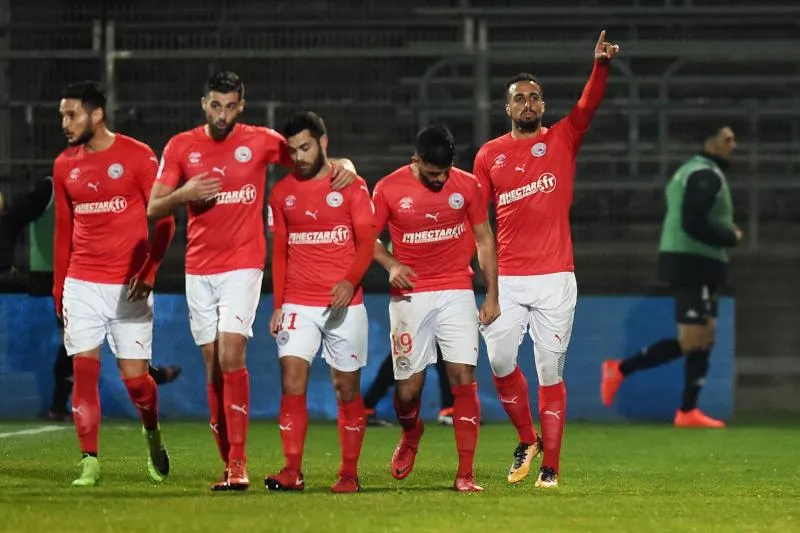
[539,467,556,481]
[511,443,530,470]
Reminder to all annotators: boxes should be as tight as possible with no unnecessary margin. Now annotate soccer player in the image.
[53,81,176,486]
[601,125,740,428]
[265,112,376,493]
[473,31,620,488]
[148,72,357,491]
[373,125,499,492]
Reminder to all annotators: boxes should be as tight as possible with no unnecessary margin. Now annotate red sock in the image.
[206,381,229,463]
[279,393,308,472]
[493,366,537,444]
[539,381,567,473]
[452,382,480,477]
[123,373,159,430]
[222,368,249,463]
[72,357,101,455]
[337,394,366,476]
[393,394,421,435]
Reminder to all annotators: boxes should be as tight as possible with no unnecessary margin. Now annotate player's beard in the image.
[421,177,446,192]
[207,117,237,141]
[295,151,325,179]
[65,123,94,147]
[514,116,540,134]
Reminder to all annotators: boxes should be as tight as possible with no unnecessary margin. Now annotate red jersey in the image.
[473,61,609,276]
[53,134,160,290]
[373,165,487,296]
[156,123,292,275]
[268,173,376,307]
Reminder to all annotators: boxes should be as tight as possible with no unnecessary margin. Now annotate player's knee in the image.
[331,370,361,403]
[395,380,422,404]
[446,363,475,387]
[487,344,517,377]
[218,333,247,371]
[117,358,149,380]
[678,326,705,353]
[534,347,565,387]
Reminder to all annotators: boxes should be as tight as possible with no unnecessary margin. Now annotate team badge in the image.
[234,146,252,163]
[395,356,411,370]
[107,163,124,179]
[326,191,344,208]
[69,168,81,180]
[399,196,414,212]
[276,330,290,346]
[448,192,465,209]
[188,152,202,166]
[531,143,547,157]
[493,154,507,168]
[285,195,296,208]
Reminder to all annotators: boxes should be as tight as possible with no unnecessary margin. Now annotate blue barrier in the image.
[0,293,734,422]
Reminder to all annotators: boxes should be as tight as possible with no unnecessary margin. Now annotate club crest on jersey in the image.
[284,195,297,209]
[188,151,202,166]
[398,196,414,213]
[531,143,547,157]
[107,163,124,179]
[234,146,252,163]
[492,154,507,168]
[276,330,290,346]
[448,192,465,210]
[69,168,81,180]
[326,191,344,208]
[395,356,411,371]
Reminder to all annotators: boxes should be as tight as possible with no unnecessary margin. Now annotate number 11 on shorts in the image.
[281,312,298,331]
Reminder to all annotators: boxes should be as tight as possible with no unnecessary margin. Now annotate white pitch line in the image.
[0,425,67,439]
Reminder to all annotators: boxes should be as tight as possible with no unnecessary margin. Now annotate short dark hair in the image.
[204,71,245,99]
[504,72,543,99]
[415,125,455,168]
[699,124,730,144]
[61,80,107,114]
[282,111,327,141]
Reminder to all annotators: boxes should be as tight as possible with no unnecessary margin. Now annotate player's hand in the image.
[388,264,416,290]
[127,276,153,301]
[181,172,222,202]
[329,280,355,309]
[269,309,283,337]
[594,30,620,62]
[734,225,744,242]
[330,162,357,191]
[479,294,501,326]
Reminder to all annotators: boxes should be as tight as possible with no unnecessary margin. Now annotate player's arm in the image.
[52,164,73,318]
[371,183,416,290]
[682,170,740,248]
[466,177,500,325]
[330,181,377,308]
[267,193,289,336]
[147,140,221,220]
[472,147,494,209]
[130,150,177,300]
[565,31,619,137]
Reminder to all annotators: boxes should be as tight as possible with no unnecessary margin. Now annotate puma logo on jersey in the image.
[87,182,99,192]
[515,166,526,173]
[212,166,227,177]
[305,210,318,220]
[424,213,440,222]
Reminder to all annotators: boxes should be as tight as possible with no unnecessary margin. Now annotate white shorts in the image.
[276,303,368,372]
[389,290,479,381]
[62,277,153,359]
[185,268,263,346]
[480,272,578,357]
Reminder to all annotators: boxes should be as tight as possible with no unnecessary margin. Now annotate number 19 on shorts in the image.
[392,332,413,356]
